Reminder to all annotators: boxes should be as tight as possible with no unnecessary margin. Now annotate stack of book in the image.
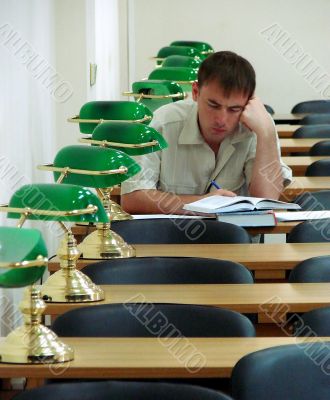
[183,195,301,227]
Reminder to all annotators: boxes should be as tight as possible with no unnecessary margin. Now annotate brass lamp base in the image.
[0,286,74,364]
[110,200,133,221]
[0,324,74,364]
[78,226,136,259]
[41,268,105,303]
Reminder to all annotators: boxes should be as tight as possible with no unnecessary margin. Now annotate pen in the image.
[210,180,221,190]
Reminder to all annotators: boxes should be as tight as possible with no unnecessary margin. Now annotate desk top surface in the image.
[44,282,330,315]
[0,337,328,378]
[49,242,330,271]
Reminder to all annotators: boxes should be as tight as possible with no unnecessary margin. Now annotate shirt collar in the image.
[178,102,205,145]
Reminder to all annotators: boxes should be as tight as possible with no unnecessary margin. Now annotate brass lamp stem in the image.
[78,186,136,259]
[41,227,104,302]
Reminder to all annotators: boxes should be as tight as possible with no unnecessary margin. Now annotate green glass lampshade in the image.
[162,55,202,69]
[156,46,202,65]
[0,227,47,288]
[7,184,108,223]
[91,121,168,155]
[130,80,185,112]
[170,41,214,59]
[77,101,153,134]
[53,145,141,186]
[148,67,198,92]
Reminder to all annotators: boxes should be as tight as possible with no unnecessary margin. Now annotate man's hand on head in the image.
[240,95,275,137]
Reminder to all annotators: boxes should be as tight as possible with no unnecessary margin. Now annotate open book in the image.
[183,195,301,214]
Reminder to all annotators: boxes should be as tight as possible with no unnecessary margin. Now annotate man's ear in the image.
[192,81,199,101]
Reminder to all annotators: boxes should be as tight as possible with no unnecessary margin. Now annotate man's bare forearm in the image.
[121,188,236,214]
[121,190,203,214]
[249,131,284,199]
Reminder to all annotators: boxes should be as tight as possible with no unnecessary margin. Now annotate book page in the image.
[275,211,330,221]
[131,214,214,220]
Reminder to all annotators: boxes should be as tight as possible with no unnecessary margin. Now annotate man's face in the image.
[192,80,249,147]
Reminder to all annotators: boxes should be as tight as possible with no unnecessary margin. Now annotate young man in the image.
[121,51,292,214]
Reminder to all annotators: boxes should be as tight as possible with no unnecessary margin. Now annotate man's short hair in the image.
[197,51,256,98]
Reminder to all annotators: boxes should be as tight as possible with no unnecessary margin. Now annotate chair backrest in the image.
[301,113,330,125]
[305,159,330,176]
[51,303,256,337]
[293,125,330,139]
[231,343,330,400]
[292,190,330,210]
[83,257,254,285]
[310,140,330,155]
[289,255,330,282]
[291,100,330,114]
[110,219,251,244]
[264,104,274,114]
[13,380,234,400]
[294,306,330,336]
[287,219,330,243]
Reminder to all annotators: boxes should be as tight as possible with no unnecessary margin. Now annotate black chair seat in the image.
[51,303,256,338]
[13,380,234,400]
[231,342,330,400]
[310,140,330,155]
[291,100,330,114]
[293,125,330,139]
[287,219,330,243]
[83,257,253,284]
[289,255,330,282]
[111,219,251,244]
[301,113,330,125]
[292,190,330,210]
[305,159,330,176]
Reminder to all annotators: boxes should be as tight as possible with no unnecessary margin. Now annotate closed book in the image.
[184,195,301,214]
[216,210,277,227]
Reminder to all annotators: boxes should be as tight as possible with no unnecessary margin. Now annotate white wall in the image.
[128,0,330,113]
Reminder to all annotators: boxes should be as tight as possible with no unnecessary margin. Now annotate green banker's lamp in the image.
[81,121,168,155]
[148,67,198,93]
[68,100,153,135]
[0,227,73,363]
[0,183,108,302]
[68,100,152,220]
[123,80,186,112]
[38,145,141,259]
[170,41,214,59]
[153,45,202,66]
[161,55,202,69]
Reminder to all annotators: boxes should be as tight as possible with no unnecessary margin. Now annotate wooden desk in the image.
[44,283,330,317]
[0,337,328,380]
[71,220,298,244]
[48,242,330,273]
[280,138,324,155]
[277,125,300,138]
[273,113,307,124]
[281,176,330,201]
[282,156,328,176]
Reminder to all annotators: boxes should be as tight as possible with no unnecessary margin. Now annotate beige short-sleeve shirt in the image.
[121,100,292,196]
